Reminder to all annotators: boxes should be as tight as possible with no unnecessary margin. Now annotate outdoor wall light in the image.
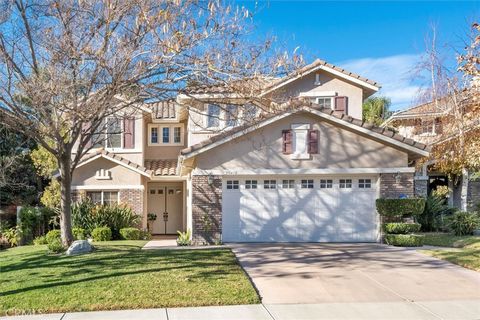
[207,174,214,186]
[394,172,402,184]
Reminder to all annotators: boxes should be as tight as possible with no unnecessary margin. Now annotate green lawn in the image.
[0,241,260,316]
[420,233,480,272]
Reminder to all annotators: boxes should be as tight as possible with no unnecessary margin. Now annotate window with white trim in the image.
[264,180,277,189]
[148,124,183,146]
[225,105,238,127]
[301,179,314,189]
[245,180,257,189]
[358,179,372,188]
[421,119,435,135]
[207,104,221,128]
[320,179,333,188]
[316,97,332,109]
[86,191,119,205]
[339,179,352,188]
[226,180,239,190]
[282,179,295,189]
[243,104,258,123]
[92,117,123,149]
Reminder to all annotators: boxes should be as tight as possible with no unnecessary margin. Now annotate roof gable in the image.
[181,102,430,160]
[75,150,152,177]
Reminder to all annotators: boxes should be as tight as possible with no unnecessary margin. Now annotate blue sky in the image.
[239,1,479,110]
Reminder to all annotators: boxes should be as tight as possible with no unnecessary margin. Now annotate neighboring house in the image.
[71,59,429,244]
[383,100,480,210]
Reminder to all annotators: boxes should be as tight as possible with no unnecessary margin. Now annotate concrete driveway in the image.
[231,243,480,304]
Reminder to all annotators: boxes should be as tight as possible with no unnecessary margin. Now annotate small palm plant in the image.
[177,229,192,246]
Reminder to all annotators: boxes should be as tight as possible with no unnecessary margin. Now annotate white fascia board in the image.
[177,93,242,102]
[76,153,151,178]
[193,167,415,176]
[72,185,145,190]
[299,91,337,97]
[307,108,430,157]
[149,176,188,181]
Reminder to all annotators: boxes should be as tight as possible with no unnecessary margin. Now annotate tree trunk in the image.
[460,167,469,212]
[59,156,74,247]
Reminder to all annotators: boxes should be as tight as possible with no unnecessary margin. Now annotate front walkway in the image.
[3,301,480,320]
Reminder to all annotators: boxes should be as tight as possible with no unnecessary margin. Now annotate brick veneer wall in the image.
[71,188,144,216]
[414,177,429,198]
[192,175,222,244]
[379,173,414,198]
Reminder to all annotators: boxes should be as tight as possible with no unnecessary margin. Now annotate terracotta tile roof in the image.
[144,159,178,176]
[186,76,274,94]
[389,98,451,119]
[147,100,177,119]
[180,100,430,157]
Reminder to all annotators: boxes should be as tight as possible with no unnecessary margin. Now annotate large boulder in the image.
[66,240,93,255]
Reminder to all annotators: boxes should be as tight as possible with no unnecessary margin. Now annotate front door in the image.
[147,183,183,235]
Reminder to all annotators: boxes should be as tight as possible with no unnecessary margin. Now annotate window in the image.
[359,179,372,188]
[86,191,118,205]
[301,179,314,189]
[243,104,258,123]
[339,179,352,188]
[225,105,238,127]
[173,127,181,143]
[149,124,183,145]
[162,127,170,143]
[226,180,239,190]
[106,118,122,148]
[282,179,295,189]
[245,180,257,189]
[316,97,332,109]
[151,127,158,144]
[264,180,277,189]
[207,104,221,128]
[320,179,333,188]
[421,119,435,135]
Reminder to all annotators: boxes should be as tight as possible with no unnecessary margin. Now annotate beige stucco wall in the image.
[195,112,408,170]
[143,118,187,159]
[72,158,143,186]
[269,70,365,120]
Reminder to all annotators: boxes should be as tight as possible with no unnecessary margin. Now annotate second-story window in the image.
[421,119,435,135]
[162,127,170,143]
[173,127,181,143]
[207,104,220,128]
[106,118,122,148]
[225,105,238,127]
[316,97,332,109]
[151,127,158,144]
[243,104,258,123]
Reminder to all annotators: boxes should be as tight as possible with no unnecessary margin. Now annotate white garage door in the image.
[222,176,379,242]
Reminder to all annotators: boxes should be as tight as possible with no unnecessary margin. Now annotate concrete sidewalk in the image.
[2,300,480,320]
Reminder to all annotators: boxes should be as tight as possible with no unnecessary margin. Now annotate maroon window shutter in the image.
[334,96,348,114]
[435,118,443,134]
[123,117,135,149]
[308,129,319,154]
[282,129,292,154]
[82,122,92,148]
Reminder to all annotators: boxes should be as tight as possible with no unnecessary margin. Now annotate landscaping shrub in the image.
[376,198,426,217]
[72,227,86,240]
[46,229,61,244]
[384,234,424,247]
[177,229,192,246]
[92,227,112,241]
[33,235,48,245]
[383,223,421,234]
[47,238,65,253]
[418,195,455,232]
[3,227,21,247]
[141,230,152,240]
[119,227,141,240]
[72,200,140,239]
[447,211,480,236]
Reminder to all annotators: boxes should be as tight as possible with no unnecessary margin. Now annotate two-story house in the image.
[383,99,480,210]
[71,59,429,244]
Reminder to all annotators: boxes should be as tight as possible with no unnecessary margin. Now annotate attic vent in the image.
[95,169,112,180]
[314,73,321,85]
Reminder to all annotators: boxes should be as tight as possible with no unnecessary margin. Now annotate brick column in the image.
[120,189,144,217]
[380,173,414,198]
[467,178,480,211]
[414,176,429,198]
[192,175,222,244]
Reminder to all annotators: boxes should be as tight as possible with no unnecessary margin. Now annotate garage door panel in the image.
[222,176,378,242]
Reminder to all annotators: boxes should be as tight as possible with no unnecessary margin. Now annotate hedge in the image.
[376,198,426,217]
[91,227,112,241]
[45,229,61,244]
[72,227,86,240]
[119,227,141,240]
[384,234,424,247]
[383,223,421,234]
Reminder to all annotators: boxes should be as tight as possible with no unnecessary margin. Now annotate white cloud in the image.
[337,54,423,111]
